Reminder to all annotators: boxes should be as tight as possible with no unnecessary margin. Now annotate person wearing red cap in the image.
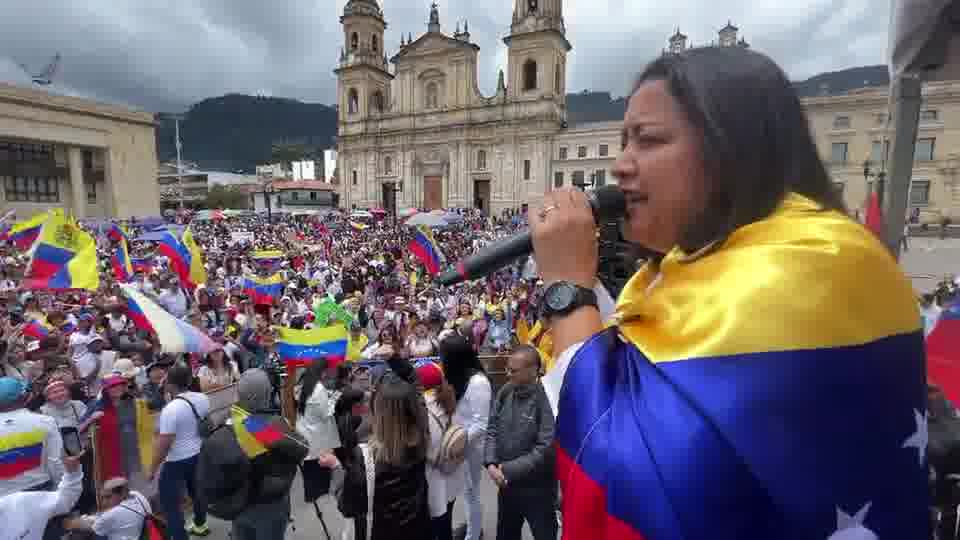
[418,360,464,540]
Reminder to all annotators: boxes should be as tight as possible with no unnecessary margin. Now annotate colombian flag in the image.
[183,226,207,287]
[407,225,445,275]
[276,324,348,369]
[549,193,929,540]
[0,430,45,479]
[24,211,99,291]
[23,319,51,340]
[7,210,57,251]
[232,405,285,458]
[242,274,285,305]
[112,237,134,283]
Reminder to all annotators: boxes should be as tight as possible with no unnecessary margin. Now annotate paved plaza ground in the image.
[900,237,960,292]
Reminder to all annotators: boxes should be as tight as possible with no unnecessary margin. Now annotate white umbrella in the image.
[405,213,449,228]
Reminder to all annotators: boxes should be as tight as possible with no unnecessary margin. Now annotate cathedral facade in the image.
[335,0,570,215]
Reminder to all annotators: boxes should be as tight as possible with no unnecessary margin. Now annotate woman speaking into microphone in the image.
[531,46,928,539]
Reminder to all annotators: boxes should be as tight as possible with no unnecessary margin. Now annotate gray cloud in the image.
[0,0,889,112]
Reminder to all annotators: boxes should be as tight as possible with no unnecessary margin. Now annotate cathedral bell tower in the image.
[503,0,571,105]
[334,0,393,125]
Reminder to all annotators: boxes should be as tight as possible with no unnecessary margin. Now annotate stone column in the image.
[101,148,115,217]
[67,147,86,219]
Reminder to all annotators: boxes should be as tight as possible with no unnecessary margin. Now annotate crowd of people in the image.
[0,206,566,540]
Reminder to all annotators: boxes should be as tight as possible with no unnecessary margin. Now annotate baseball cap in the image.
[0,377,28,407]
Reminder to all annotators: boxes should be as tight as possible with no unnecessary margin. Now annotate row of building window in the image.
[830,137,936,164]
[0,142,54,163]
[833,110,940,129]
[2,176,97,204]
[834,178,932,205]
[559,144,609,160]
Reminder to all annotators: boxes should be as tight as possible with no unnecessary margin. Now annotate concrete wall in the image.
[0,82,160,218]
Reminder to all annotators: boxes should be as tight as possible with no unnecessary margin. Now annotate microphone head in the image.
[588,185,627,221]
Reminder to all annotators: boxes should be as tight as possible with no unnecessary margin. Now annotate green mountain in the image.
[156,66,889,173]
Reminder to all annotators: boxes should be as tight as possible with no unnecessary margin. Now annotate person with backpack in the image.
[483,345,557,540]
[418,360,466,540]
[146,365,211,540]
[64,477,152,540]
[197,368,308,540]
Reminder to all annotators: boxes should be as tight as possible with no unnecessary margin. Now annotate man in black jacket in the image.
[483,345,557,540]
[197,368,308,540]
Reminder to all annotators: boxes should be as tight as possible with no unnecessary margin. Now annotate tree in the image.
[204,185,249,209]
[270,142,312,170]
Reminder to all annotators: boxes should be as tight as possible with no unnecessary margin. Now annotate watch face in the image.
[545,283,576,312]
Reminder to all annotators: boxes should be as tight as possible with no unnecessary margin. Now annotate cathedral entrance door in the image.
[381,183,397,215]
[473,179,491,215]
[423,176,442,210]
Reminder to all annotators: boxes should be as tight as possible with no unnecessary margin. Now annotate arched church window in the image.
[372,34,379,53]
[371,91,384,113]
[384,155,393,174]
[523,60,538,91]
[426,82,439,109]
[528,0,538,14]
[477,149,487,170]
[348,88,359,114]
[351,32,358,50]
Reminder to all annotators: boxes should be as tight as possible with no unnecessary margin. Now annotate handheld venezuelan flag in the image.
[131,257,154,274]
[232,405,285,458]
[7,209,57,251]
[23,211,99,291]
[119,284,218,354]
[407,225,446,275]
[276,324,348,369]
[0,429,45,479]
[242,273,285,305]
[111,237,135,283]
[182,226,207,287]
[23,319,51,340]
[926,299,960,403]
[106,222,128,243]
[156,229,192,286]
[549,194,929,539]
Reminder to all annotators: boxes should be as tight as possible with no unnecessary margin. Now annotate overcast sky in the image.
[0,0,888,113]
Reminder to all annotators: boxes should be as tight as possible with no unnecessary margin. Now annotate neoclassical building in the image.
[335,0,570,214]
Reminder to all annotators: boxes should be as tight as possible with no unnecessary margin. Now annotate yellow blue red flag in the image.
[183,226,207,286]
[24,211,99,291]
[550,194,928,539]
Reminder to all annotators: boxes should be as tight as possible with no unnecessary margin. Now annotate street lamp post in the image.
[863,159,886,208]
[262,181,276,222]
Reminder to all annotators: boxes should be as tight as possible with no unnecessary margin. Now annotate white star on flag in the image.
[901,409,928,465]
[827,503,877,540]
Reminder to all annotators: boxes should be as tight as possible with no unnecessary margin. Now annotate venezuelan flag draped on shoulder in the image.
[551,193,928,540]
[23,210,99,291]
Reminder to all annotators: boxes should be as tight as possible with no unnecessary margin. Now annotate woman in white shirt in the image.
[439,335,491,540]
[418,362,464,540]
[295,361,341,503]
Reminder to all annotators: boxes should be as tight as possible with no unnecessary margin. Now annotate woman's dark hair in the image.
[165,364,193,391]
[634,46,846,254]
[438,335,485,401]
[297,360,328,416]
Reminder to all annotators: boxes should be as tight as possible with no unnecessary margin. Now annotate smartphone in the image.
[61,428,83,457]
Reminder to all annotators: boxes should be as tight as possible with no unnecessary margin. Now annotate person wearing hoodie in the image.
[197,368,309,540]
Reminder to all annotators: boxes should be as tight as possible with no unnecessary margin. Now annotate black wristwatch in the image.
[541,281,598,318]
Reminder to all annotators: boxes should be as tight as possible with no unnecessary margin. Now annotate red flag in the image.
[865,191,883,238]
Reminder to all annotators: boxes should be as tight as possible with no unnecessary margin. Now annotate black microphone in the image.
[438,185,627,286]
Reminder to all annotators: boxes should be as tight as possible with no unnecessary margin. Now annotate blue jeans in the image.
[158,454,207,540]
